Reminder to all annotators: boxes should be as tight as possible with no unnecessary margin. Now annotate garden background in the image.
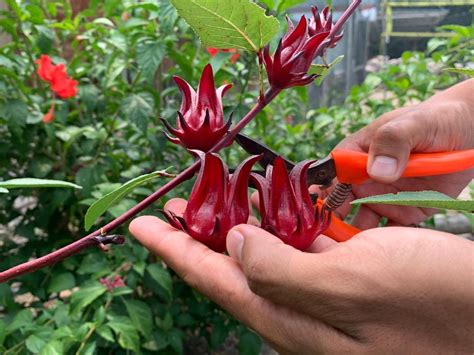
[0,0,473,354]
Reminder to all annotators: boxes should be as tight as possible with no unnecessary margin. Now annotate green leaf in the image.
[124,300,153,337]
[84,169,171,230]
[0,178,82,190]
[26,334,47,353]
[39,340,64,355]
[0,187,8,193]
[48,272,76,293]
[239,328,262,355]
[443,68,474,77]
[121,93,154,132]
[137,41,166,82]
[308,55,344,85]
[108,318,140,351]
[147,264,173,298]
[276,0,307,13]
[0,320,6,345]
[171,0,279,51]
[93,17,115,27]
[6,309,33,333]
[351,191,474,212]
[96,325,115,342]
[70,283,107,314]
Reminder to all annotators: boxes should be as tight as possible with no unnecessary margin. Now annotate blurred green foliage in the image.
[0,0,472,353]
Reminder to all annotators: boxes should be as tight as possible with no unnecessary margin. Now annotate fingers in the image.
[351,205,381,230]
[129,216,255,320]
[306,235,339,253]
[129,216,354,352]
[367,112,428,183]
[164,198,187,216]
[226,225,353,323]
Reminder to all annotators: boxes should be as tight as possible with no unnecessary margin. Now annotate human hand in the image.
[327,79,474,228]
[130,200,474,354]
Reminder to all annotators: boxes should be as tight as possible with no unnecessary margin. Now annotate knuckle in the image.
[374,123,407,146]
[245,259,268,293]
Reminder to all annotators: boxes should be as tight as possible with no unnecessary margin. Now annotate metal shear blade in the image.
[235,133,337,186]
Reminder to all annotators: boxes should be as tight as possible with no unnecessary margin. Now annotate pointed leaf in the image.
[0,178,81,190]
[137,41,166,82]
[443,68,474,77]
[147,264,173,299]
[124,300,153,337]
[171,0,279,51]
[84,169,172,230]
[70,283,107,315]
[309,55,344,85]
[351,191,474,212]
[276,0,307,13]
[121,93,155,132]
[0,187,8,193]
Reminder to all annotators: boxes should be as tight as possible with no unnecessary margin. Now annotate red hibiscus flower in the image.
[207,48,240,64]
[36,55,78,99]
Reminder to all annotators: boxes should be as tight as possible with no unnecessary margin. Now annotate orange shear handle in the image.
[331,149,474,185]
[317,200,361,242]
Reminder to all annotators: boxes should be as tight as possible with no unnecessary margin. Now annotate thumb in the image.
[227,224,307,300]
[367,113,424,183]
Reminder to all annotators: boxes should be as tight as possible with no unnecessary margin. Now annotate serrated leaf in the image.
[0,178,82,190]
[137,41,166,82]
[96,325,115,342]
[351,191,474,212]
[308,55,344,85]
[39,340,64,355]
[121,93,154,132]
[48,272,75,293]
[276,0,307,13]
[70,283,107,315]
[443,68,474,77]
[26,334,47,353]
[124,300,153,337]
[84,169,171,230]
[171,0,279,51]
[6,309,33,333]
[0,187,8,193]
[147,264,173,298]
[108,318,140,351]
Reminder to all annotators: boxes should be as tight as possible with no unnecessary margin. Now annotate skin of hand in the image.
[129,199,474,354]
[325,78,474,229]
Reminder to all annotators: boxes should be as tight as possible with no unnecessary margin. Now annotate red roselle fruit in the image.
[162,151,261,252]
[161,64,233,152]
[262,6,341,90]
[309,6,343,51]
[251,157,331,251]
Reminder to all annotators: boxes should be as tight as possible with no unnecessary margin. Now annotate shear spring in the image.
[324,183,352,211]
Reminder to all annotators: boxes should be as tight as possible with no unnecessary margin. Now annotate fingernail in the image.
[228,230,244,262]
[369,155,398,177]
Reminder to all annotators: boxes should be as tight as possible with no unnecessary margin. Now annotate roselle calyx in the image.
[309,6,342,52]
[251,157,330,251]
[262,5,341,90]
[161,64,233,152]
[162,151,261,252]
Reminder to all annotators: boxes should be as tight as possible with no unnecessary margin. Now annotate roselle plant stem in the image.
[0,88,280,283]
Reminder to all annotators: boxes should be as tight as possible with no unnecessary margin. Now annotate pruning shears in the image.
[235,133,474,242]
